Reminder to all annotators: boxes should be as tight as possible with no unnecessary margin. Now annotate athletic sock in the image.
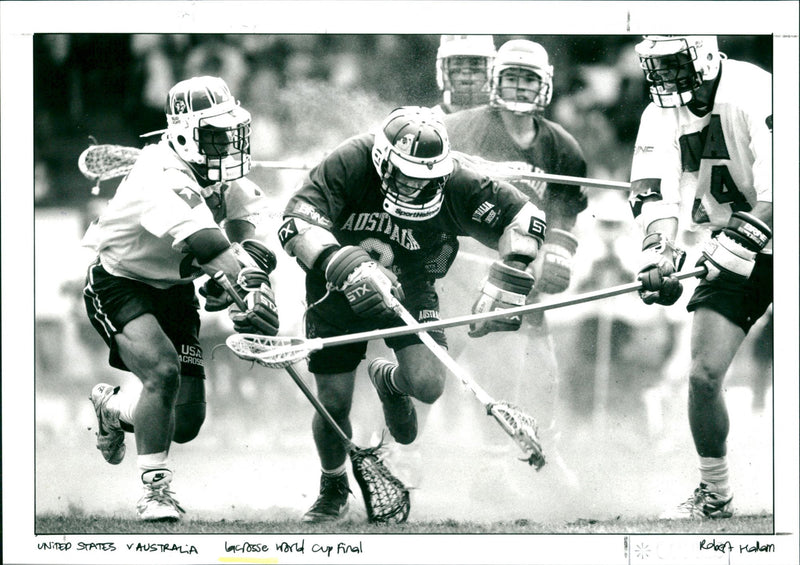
[139,451,171,484]
[382,363,405,396]
[699,456,731,498]
[108,387,138,430]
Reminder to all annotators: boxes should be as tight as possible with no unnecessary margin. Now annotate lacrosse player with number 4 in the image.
[81,76,280,521]
[277,106,547,522]
[628,36,772,519]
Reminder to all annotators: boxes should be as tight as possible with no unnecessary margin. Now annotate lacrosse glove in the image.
[697,211,771,283]
[469,260,535,338]
[532,228,579,295]
[228,267,280,335]
[323,245,404,319]
[200,239,278,312]
[637,232,686,306]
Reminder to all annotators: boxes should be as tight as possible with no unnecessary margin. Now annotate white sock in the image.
[108,387,138,427]
[699,456,731,496]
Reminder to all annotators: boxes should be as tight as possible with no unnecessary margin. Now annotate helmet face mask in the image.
[436,35,496,110]
[165,76,252,182]
[636,35,722,108]
[490,39,554,115]
[372,107,454,221]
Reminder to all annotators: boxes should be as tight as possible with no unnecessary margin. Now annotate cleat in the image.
[137,469,185,522]
[368,358,417,445]
[90,383,126,464]
[302,473,351,523]
[661,482,734,520]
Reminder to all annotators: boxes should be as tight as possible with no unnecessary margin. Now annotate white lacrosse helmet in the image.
[490,39,554,115]
[436,35,496,110]
[635,35,724,108]
[165,76,251,182]
[371,107,454,222]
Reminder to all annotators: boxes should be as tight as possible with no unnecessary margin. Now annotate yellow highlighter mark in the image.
[218,558,279,564]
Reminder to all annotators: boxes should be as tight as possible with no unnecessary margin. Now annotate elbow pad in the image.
[278,217,339,270]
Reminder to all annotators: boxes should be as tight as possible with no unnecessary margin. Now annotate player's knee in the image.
[410,371,446,404]
[173,402,207,443]
[141,357,181,398]
[688,361,725,397]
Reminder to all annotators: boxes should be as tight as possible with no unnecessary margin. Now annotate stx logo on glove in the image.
[528,217,546,240]
[345,283,373,302]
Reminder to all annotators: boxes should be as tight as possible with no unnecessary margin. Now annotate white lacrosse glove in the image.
[532,228,579,295]
[469,261,535,338]
[698,212,771,282]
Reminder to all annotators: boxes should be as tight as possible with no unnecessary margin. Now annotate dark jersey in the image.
[282,133,530,286]
[443,106,588,226]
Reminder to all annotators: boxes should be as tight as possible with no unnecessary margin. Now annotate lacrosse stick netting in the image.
[215,273,411,522]
[78,143,142,194]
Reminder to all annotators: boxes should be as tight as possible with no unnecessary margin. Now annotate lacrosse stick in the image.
[225,265,708,368]
[252,159,317,171]
[78,143,142,195]
[213,272,411,523]
[390,301,546,469]
[453,150,632,191]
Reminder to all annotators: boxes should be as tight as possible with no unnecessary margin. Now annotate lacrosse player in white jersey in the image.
[629,36,772,519]
[82,76,280,521]
[433,35,496,115]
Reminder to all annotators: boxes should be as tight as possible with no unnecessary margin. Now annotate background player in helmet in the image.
[439,39,588,460]
[278,106,546,522]
[629,35,772,519]
[82,76,280,521]
[434,35,496,115]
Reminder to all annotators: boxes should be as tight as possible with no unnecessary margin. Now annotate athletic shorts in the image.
[304,271,447,374]
[687,253,773,334]
[83,258,205,377]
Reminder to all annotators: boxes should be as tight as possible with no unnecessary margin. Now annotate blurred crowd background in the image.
[33,34,774,520]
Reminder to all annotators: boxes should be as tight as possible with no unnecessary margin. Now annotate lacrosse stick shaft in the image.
[495,170,631,191]
[213,271,358,450]
[394,306,494,406]
[251,160,316,170]
[301,266,707,351]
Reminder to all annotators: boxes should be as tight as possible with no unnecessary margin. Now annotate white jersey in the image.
[82,140,267,288]
[630,59,772,249]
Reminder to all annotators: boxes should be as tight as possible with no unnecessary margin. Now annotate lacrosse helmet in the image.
[490,39,554,115]
[635,35,723,108]
[371,106,454,221]
[165,76,251,181]
[436,35,496,110]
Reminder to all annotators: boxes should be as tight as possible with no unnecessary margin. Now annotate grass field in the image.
[36,513,774,535]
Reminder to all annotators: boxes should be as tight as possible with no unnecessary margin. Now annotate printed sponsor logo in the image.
[278,218,298,246]
[471,201,495,223]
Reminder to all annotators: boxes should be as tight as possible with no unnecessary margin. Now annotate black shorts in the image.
[83,259,205,377]
[304,271,447,374]
[687,253,773,334]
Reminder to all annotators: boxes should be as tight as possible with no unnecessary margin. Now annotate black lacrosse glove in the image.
[200,239,278,312]
[228,267,280,335]
[637,233,686,306]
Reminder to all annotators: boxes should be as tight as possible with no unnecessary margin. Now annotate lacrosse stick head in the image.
[225,334,318,369]
[78,143,142,194]
[489,401,546,470]
[350,444,411,524]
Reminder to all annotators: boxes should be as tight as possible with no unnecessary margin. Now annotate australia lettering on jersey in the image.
[339,212,420,251]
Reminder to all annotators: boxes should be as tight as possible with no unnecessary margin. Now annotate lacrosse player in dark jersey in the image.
[441,39,588,455]
[277,106,547,522]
